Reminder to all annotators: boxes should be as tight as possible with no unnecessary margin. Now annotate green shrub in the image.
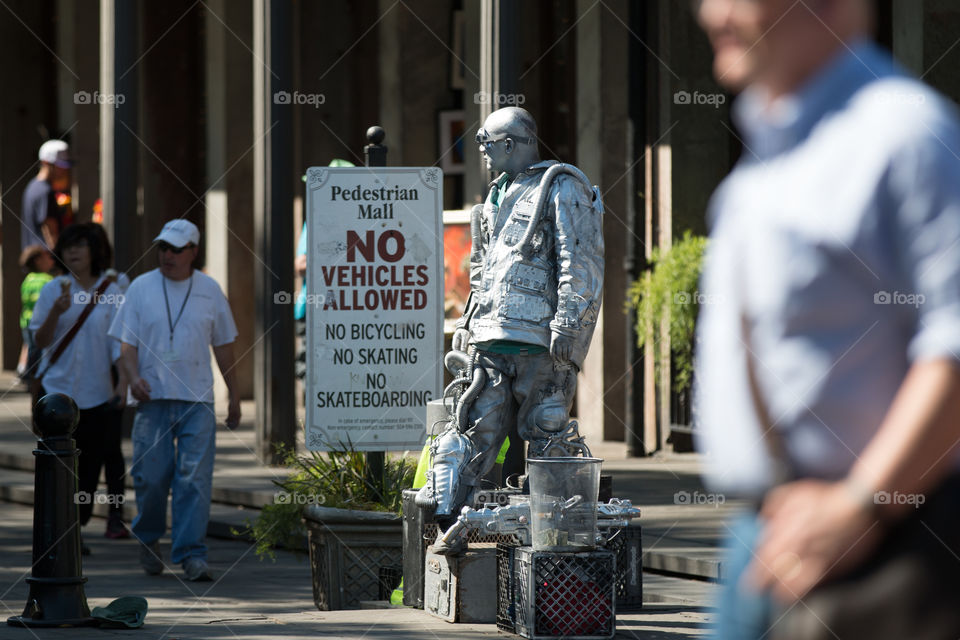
[240,442,416,560]
[627,231,707,392]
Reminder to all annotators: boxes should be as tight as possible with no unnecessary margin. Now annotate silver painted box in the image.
[423,544,498,623]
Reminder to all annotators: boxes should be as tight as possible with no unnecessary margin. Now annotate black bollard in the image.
[363,125,387,500]
[8,393,96,628]
[364,126,387,167]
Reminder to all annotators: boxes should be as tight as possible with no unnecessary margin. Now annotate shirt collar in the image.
[733,39,892,159]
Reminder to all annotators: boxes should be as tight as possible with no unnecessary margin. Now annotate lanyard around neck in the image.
[162,273,193,345]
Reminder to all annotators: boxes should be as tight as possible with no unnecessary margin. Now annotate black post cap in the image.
[366,126,385,145]
[364,126,387,167]
[34,394,79,438]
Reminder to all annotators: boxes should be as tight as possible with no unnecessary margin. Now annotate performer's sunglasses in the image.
[157,242,194,254]
[475,128,533,148]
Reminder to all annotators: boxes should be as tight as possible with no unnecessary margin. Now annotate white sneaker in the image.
[183,557,214,581]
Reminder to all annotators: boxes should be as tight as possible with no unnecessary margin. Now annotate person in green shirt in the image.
[18,244,56,381]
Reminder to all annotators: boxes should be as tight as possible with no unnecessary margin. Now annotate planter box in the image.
[303,505,403,610]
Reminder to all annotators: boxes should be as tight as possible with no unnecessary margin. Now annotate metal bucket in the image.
[526,457,603,551]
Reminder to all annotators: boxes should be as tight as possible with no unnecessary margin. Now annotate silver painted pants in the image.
[458,351,578,495]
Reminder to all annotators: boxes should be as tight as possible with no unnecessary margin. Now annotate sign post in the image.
[305,165,444,452]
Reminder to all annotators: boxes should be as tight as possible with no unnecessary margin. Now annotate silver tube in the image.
[455,365,487,432]
[444,349,471,375]
[519,163,595,256]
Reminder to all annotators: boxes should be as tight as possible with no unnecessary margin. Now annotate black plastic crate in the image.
[497,543,517,633]
[511,546,616,639]
[605,525,642,610]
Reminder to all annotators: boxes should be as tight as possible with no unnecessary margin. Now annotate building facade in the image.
[2,0,958,457]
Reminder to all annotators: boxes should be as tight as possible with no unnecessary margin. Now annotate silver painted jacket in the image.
[459,161,604,368]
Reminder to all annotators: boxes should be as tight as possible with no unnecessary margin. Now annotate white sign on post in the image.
[305,166,444,451]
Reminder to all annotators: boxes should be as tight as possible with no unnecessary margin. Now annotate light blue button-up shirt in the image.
[695,41,960,495]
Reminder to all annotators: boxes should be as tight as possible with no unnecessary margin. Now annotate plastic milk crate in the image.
[605,524,643,611]
[498,545,616,640]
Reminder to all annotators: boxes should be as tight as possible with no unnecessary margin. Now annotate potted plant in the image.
[627,231,707,447]
[243,443,415,610]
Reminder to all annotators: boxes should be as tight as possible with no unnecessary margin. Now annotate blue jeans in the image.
[714,512,776,640]
[130,400,215,564]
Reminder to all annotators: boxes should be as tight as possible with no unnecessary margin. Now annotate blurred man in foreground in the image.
[695,0,960,637]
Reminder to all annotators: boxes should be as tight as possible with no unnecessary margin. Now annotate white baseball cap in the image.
[38,140,72,168]
[154,219,200,248]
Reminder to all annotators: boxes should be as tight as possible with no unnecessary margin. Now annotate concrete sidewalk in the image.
[0,498,715,639]
[0,370,728,638]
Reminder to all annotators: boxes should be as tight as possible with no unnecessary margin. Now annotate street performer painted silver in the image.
[418,107,604,533]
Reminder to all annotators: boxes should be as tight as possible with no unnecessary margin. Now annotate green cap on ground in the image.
[91,596,148,629]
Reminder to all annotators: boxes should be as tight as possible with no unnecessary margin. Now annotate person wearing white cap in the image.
[21,139,73,250]
[109,218,240,582]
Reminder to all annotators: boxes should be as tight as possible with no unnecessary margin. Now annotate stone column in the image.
[574,0,605,447]
[640,0,731,452]
[253,0,295,462]
[575,0,631,449]
[222,0,256,400]
[379,0,403,163]
[99,0,140,271]
[0,1,56,369]
[463,1,484,206]
[68,1,100,224]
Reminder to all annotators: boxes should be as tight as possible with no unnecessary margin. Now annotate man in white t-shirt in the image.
[110,219,240,581]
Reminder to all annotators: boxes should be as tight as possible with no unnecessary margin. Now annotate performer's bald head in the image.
[482,107,537,143]
[478,107,540,176]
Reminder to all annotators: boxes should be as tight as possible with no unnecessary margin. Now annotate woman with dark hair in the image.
[30,222,130,546]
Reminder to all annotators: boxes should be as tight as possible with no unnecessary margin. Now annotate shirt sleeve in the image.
[211,285,238,347]
[104,283,124,363]
[549,175,605,337]
[107,281,140,347]
[35,188,52,227]
[21,183,51,248]
[892,115,960,362]
[28,279,58,332]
